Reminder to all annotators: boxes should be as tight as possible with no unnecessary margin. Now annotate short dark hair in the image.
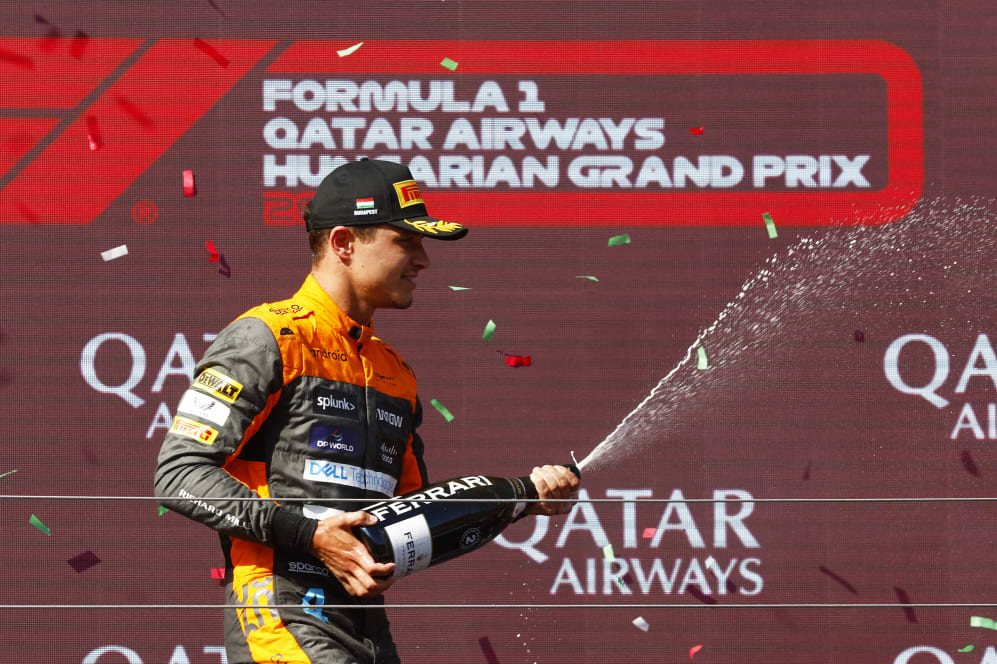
[305,202,378,264]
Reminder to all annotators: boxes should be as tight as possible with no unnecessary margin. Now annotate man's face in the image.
[350,225,430,310]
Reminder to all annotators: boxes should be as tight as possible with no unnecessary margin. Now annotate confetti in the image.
[158,505,169,516]
[116,96,154,129]
[193,38,229,68]
[218,254,232,278]
[205,240,220,262]
[86,116,102,151]
[763,212,778,239]
[482,320,496,341]
[642,527,656,539]
[183,170,197,197]
[632,616,649,632]
[34,15,61,54]
[430,398,455,423]
[607,233,631,247]
[67,551,100,573]
[854,329,865,343]
[101,244,128,262]
[29,514,50,536]
[689,127,704,135]
[0,469,18,480]
[0,48,35,70]
[686,587,717,605]
[971,616,997,631]
[958,645,975,652]
[696,346,708,370]
[70,31,89,59]
[337,42,364,57]
[803,460,811,480]
[704,556,720,576]
[448,286,471,291]
[819,566,859,595]
[894,587,917,623]
[961,450,981,477]
[210,567,225,579]
[690,644,704,659]
[440,57,458,71]
[478,636,500,664]
[602,544,616,561]
[505,355,531,367]
[575,275,599,281]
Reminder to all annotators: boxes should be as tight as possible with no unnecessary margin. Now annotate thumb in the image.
[345,510,378,526]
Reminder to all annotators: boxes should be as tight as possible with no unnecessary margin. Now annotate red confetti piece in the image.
[505,355,532,367]
[218,254,232,278]
[642,527,656,539]
[819,566,858,595]
[183,170,196,197]
[961,450,981,477]
[86,116,102,151]
[210,567,225,579]
[70,31,90,59]
[854,329,865,342]
[690,644,704,659]
[0,48,35,70]
[193,38,230,68]
[67,550,101,573]
[116,96,154,129]
[686,587,717,605]
[205,240,220,262]
[689,126,704,135]
[478,636,500,664]
[894,587,918,623]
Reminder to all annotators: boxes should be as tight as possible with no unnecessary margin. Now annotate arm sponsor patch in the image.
[192,367,243,403]
[169,416,219,445]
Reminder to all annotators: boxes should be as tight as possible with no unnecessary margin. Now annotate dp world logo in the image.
[460,528,482,549]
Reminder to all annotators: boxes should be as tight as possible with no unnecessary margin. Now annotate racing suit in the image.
[154,274,428,664]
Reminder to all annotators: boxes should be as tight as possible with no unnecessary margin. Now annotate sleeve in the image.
[153,316,317,555]
[395,396,429,495]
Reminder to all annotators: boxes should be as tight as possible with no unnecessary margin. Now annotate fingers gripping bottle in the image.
[354,465,580,578]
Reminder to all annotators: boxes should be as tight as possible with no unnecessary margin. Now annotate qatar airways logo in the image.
[495,487,763,598]
[884,333,997,439]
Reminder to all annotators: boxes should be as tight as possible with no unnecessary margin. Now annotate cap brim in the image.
[388,216,468,241]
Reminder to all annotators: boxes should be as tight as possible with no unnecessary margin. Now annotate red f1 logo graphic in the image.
[0,37,276,225]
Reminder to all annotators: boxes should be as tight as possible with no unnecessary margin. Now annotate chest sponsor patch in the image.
[376,406,407,432]
[192,367,243,403]
[177,389,231,427]
[302,459,398,496]
[312,388,360,419]
[307,424,364,457]
[169,415,218,445]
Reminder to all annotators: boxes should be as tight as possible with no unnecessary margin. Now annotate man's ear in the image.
[327,226,355,261]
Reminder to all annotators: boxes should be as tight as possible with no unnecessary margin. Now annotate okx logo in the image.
[0,37,276,224]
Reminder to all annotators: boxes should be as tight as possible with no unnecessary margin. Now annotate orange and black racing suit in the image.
[155,275,428,664]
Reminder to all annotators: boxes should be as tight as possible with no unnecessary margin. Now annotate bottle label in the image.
[385,514,433,578]
[512,501,527,519]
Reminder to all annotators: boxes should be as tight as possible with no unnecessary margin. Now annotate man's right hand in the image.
[309,511,396,597]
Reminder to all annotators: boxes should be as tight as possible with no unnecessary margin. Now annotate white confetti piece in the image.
[101,244,128,262]
[337,42,363,57]
[632,616,649,632]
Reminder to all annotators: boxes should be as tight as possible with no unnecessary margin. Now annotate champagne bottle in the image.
[354,464,580,578]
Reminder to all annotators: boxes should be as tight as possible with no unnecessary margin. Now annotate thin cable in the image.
[1,603,995,610]
[2,495,997,503]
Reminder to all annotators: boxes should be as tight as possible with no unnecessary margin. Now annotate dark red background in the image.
[1,2,996,663]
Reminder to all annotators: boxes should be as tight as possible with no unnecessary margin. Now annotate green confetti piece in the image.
[430,398,455,423]
[971,616,997,630]
[0,469,18,480]
[482,319,496,341]
[607,233,631,247]
[763,212,778,239]
[602,544,616,560]
[158,506,170,517]
[29,514,50,536]
[958,645,975,652]
[575,276,599,282]
[337,41,363,57]
[440,57,458,71]
[696,346,708,370]
[448,286,471,291]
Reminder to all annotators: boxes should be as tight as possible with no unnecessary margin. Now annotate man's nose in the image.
[412,244,430,270]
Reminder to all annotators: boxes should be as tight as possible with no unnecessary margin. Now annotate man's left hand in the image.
[527,464,580,516]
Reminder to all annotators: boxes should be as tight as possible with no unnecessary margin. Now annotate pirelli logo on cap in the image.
[393,179,424,209]
[169,416,219,445]
[192,367,243,403]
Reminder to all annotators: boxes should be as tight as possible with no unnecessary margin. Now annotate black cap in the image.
[306,159,468,240]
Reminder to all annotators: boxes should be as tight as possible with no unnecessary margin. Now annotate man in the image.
[154,158,580,664]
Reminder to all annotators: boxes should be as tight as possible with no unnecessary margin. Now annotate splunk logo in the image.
[884,333,997,440]
[494,487,763,597]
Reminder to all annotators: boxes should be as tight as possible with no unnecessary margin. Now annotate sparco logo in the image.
[289,561,330,576]
[309,348,349,361]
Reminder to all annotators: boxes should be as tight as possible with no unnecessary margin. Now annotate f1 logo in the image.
[0,37,277,225]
